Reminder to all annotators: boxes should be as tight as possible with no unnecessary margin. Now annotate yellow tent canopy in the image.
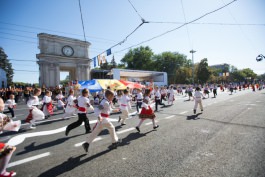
[97,79,127,90]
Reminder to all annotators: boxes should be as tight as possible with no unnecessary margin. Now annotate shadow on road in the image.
[16,134,83,155]
[38,131,154,177]
[186,113,202,120]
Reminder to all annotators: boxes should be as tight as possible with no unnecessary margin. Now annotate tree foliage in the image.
[196,58,211,84]
[0,47,14,86]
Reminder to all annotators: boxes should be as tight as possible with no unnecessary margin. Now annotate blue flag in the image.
[93,57,96,67]
[106,48,111,56]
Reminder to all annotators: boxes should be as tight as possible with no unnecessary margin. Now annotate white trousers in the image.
[194,99,203,110]
[87,118,118,144]
[120,109,129,124]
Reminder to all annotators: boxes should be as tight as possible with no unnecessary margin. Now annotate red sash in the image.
[100,113,109,118]
[78,107,87,112]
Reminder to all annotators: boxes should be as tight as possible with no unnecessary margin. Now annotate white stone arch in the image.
[36,33,91,87]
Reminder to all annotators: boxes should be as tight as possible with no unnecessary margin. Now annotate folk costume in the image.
[136,96,158,132]
[167,88,175,105]
[119,94,131,125]
[154,89,165,111]
[65,96,93,136]
[82,98,121,152]
[42,95,53,118]
[63,94,77,119]
[136,91,143,113]
[26,96,45,129]
[55,93,65,110]
[193,89,204,114]
[5,99,16,118]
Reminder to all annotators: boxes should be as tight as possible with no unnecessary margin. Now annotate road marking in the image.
[117,127,135,134]
[179,111,188,115]
[165,115,175,119]
[145,120,158,126]
[74,137,103,147]
[7,152,50,168]
[8,119,118,146]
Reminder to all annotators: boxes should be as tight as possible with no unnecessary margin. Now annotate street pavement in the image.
[1,88,265,177]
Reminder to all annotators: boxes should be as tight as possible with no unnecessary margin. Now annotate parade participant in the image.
[25,88,45,129]
[42,90,53,119]
[5,94,16,119]
[229,84,234,94]
[135,88,143,113]
[118,89,131,126]
[65,89,94,136]
[154,86,165,112]
[160,87,167,103]
[167,86,175,105]
[193,87,205,114]
[203,85,210,98]
[213,84,218,98]
[82,90,122,153]
[63,89,77,119]
[55,91,65,111]
[187,86,193,101]
[135,89,159,133]
[0,98,17,177]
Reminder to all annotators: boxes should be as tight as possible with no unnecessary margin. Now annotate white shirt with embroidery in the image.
[77,96,90,113]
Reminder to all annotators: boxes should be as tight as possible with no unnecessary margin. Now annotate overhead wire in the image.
[220,0,256,51]
[114,0,238,54]
[78,0,87,41]
[180,0,192,49]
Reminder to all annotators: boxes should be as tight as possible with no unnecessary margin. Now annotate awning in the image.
[119,80,145,89]
[97,79,127,90]
[78,79,103,93]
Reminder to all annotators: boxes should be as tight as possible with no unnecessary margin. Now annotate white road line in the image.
[117,127,135,134]
[179,111,188,115]
[145,120,158,126]
[75,137,103,147]
[7,152,50,168]
[8,119,118,146]
[165,115,175,119]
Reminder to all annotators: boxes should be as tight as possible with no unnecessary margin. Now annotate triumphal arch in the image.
[36,33,91,87]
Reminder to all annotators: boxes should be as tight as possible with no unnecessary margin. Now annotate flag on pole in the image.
[106,48,112,56]
[93,57,96,67]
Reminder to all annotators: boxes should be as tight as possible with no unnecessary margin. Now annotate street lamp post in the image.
[190,49,196,85]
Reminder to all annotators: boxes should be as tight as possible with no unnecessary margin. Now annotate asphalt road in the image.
[1,88,265,177]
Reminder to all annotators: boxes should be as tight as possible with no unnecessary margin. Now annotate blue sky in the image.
[0,0,264,83]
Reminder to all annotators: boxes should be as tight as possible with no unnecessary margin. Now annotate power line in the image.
[114,0,238,54]
[147,21,265,26]
[0,21,119,43]
[78,0,87,41]
[0,36,36,44]
[128,0,144,21]
[220,0,256,51]
[180,0,192,49]
[14,69,38,72]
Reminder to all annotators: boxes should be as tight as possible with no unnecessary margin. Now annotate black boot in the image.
[82,142,89,153]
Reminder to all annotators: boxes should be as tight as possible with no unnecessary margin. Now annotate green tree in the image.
[0,47,14,86]
[110,55,117,69]
[121,46,154,70]
[152,52,188,84]
[196,58,211,84]
[241,68,257,80]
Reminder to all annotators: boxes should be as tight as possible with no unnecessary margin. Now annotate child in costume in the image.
[0,98,18,177]
[135,89,143,113]
[5,94,16,119]
[82,90,122,153]
[25,88,45,129]
[118,89,131,126]
[55,91,65,111]
[65,89,94,136]
[193,87,205,114]
[63,89,77,119]
[42,90,53,119]
[135,89,159,133]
